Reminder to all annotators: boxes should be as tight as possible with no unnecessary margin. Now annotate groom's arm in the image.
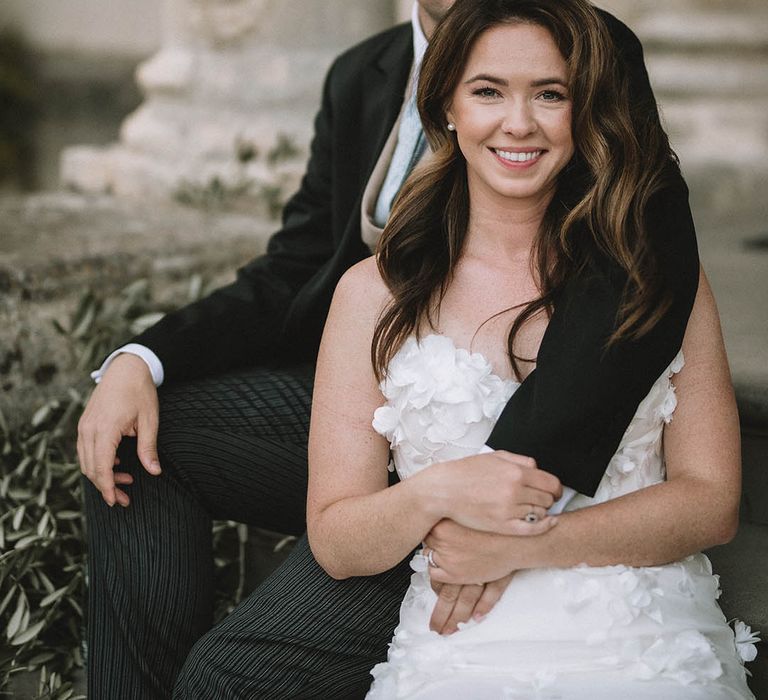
[487,14,700,496]
[128,64,341,384]
[429,273,740,585]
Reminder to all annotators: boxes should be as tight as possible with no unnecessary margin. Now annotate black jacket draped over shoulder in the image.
[132,11,699,497]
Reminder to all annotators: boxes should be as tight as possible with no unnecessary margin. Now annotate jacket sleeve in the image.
[128,58,342,384]
[486,15,700,496]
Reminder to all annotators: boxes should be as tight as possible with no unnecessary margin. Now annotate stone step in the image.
[637,10,768,52]
[662,100,768,168]
[648,54,768,99]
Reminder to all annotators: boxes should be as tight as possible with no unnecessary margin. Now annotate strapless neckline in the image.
[407,332,521,388]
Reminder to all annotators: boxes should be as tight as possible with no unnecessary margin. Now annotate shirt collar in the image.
[411,2,429,73]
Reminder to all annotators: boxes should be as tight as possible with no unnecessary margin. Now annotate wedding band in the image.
[426,549,438,568]
[524,512,539,523]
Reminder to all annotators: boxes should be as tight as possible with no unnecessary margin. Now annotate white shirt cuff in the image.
[480,444,579,514]
[90,343,165,387]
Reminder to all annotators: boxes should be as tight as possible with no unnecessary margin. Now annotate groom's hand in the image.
[429,574,514,635]
[77,353,161,507]
[424,519,528,584]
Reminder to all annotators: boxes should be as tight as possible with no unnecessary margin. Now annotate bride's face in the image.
[446,22,574,206]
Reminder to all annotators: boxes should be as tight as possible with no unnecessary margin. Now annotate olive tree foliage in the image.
[0,278,249,698]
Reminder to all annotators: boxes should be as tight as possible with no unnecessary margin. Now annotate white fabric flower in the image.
[732,620,761,663]
[627,631,723,685]
[373,335,517,479]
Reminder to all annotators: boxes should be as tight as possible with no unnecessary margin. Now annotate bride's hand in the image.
[428,450,562,535]
[424,519,528,584]
[429,573,515,635]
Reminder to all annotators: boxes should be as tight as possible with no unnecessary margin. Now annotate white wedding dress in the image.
[366,334,755,699]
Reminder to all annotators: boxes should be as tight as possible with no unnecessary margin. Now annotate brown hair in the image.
[372,0,680,381]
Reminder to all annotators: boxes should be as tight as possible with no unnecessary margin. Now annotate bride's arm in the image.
[307,258,559,580]
[426,268,742,583]
[306,259,436,579]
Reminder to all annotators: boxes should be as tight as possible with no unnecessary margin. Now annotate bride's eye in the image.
[472,86,500,99]
[538,89,567,102]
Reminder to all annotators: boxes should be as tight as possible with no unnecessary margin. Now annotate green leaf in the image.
[12,505,25,531]
[31,403,56,428]
[37,569,55,594]
[15,533,41,549]
[37,512,50,536]
[67,597,82,616]
[40,587,67,607]
[6,593,26,640]
[130,312,165,335]
[26,650,57,667]
[56,511,82,521]
[122,278,149,299]
[11,618,45,646]
[15,455,32,475]
[71,295,98,339]
[0,585,16,617]
[35,435,49,462]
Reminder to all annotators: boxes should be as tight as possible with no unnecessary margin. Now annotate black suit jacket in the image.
[133,14,699,496]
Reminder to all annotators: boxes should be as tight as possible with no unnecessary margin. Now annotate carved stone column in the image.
[599,0,768,220]
[61,0,394,198]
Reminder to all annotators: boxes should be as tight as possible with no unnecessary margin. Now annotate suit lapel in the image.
[359,25,414,186]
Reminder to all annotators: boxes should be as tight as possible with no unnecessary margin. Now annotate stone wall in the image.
[60,0,395,199]
[0,0,162,57]
[595,0,768,225]
[56,0,768,220]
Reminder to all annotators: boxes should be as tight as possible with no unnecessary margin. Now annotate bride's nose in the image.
[501,99,537,138]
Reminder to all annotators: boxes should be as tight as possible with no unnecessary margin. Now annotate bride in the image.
[306,0,756,697]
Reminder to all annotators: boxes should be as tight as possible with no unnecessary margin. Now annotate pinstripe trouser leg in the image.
[173,535,411,700]
[83,364,410,699]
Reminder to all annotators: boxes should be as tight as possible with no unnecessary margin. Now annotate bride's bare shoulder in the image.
[319,257,390,373]
[333,256,391,317]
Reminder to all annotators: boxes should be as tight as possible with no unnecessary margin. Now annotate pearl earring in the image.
[447,122,456,131]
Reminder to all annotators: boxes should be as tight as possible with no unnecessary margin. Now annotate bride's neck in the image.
[463,187,552,264]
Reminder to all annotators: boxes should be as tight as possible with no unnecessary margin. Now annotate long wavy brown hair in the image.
[372,0,681,381]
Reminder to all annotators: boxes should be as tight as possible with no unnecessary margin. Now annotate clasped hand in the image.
[424,452,562,634]
[432,450,562,535]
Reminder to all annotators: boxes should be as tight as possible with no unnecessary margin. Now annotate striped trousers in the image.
[82,365,412,699]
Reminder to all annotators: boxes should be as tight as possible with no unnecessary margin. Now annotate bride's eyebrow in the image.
[464,73,507,85]
[530,77,568,88]
[463,74,568,87]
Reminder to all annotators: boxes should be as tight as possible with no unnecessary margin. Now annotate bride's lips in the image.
[489,147,546,169]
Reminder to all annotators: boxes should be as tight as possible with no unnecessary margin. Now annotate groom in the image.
[79,1,698,697]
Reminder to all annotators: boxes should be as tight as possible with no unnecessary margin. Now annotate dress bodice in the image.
[372,333,685,508]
